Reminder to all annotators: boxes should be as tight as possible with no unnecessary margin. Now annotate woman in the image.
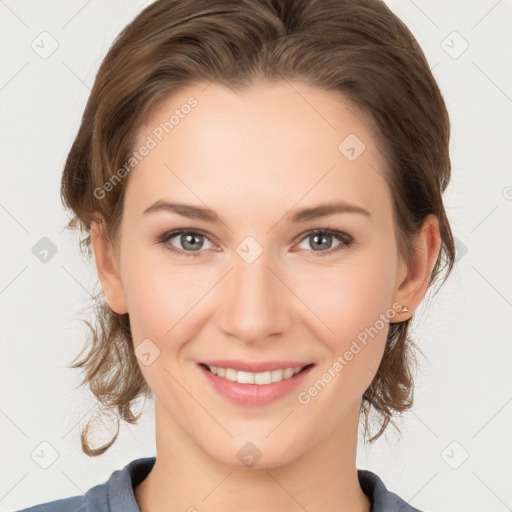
[19,0,455,510]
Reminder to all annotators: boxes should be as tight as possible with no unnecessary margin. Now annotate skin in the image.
[90,81,440,512]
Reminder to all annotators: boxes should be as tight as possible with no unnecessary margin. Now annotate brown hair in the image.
[62,0,455,456]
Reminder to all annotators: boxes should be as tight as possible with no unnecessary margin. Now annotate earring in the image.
[390,304,409,326]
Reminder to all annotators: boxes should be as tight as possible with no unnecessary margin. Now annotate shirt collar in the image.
[96,457,421,512]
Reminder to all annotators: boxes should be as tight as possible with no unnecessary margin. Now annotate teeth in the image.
[207,365,305,385]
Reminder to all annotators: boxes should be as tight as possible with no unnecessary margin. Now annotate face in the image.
[93,81,419,469]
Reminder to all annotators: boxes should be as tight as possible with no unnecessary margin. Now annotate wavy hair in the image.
[61,0,455,456]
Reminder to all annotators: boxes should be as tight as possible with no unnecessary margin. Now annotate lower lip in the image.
[198,363,315,406]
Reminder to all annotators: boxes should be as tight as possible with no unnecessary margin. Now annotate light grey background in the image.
[1,1,511,511]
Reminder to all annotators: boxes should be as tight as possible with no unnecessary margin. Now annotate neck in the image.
[135,399,371,512]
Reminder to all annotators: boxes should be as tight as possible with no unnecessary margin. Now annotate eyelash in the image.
[156,228,355,258]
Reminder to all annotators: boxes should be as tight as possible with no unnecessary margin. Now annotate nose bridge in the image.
[233,250,270,303]
[217,243,290,341]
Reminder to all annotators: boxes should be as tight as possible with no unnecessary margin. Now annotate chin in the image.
[205,437,301,470]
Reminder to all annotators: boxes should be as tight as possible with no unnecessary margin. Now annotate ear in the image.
[393,214,441,320]
[90,216,128,314]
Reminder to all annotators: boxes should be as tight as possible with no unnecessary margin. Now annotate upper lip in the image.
[199,360,314,373]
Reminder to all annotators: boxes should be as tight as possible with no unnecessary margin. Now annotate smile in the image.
[203,364,311,385]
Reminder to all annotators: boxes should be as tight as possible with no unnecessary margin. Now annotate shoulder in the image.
[16,457,156,512]
[16,495,86,512]
[357,469,425,512]
[16,482,105,512]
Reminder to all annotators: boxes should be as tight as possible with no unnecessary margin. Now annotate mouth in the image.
[198,362,315,386]
[197,361,315,406]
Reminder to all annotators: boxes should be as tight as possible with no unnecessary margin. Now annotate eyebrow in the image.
[142,199,372,223]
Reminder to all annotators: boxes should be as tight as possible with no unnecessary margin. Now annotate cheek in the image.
[302,251,396,340]
[120,247,205,343]
[120,253,209,392]
[295,247,396,387]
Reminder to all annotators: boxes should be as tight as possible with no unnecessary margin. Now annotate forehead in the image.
[125,81,390,225]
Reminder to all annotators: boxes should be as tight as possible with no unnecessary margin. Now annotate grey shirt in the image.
[17,457,423,511]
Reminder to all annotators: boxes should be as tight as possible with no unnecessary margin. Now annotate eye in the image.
[295,229,354,256]
[157,229,215,257]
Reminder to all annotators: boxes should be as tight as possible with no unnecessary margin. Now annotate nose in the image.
[216,248,292,344]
